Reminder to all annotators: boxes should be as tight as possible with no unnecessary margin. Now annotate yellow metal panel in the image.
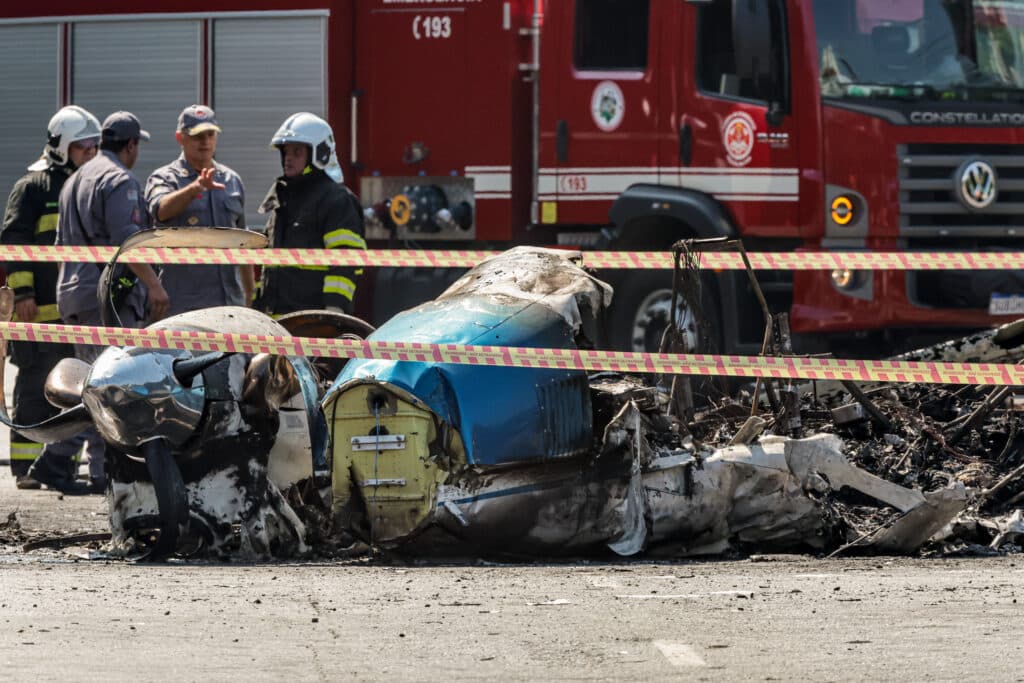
[328,384,455,543]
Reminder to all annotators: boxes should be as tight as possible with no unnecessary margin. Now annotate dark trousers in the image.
[8,339,80,477]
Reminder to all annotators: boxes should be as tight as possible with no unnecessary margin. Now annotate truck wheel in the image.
[607,271,719,354]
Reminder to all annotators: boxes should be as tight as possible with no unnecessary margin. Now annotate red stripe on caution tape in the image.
[2,320,1022,386]
[2,245,1024,270]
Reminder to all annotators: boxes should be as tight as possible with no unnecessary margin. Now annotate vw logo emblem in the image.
[957,159,998,210]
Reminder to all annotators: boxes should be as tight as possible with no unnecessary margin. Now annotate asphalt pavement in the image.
[1,364,1022,682]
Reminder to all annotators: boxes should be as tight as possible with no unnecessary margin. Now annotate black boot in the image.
[27,454,91,495]
[15,475,41,490]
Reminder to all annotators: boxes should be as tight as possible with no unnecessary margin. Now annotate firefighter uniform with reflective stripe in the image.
[1,164,80,478]
[256,169,366,315]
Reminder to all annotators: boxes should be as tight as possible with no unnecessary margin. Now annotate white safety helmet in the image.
[28,105,102,171]
[270,112,343,182]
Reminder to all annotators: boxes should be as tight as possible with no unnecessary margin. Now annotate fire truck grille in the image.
[898,143,1024,237]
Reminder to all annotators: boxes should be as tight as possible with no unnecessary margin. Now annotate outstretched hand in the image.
[196,167,226,192]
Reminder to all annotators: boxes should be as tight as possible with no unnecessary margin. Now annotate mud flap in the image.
[141,439,190,561]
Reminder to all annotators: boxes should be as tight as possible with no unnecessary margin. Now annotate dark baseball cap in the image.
[178,104,221,136]
[101,111,150,142]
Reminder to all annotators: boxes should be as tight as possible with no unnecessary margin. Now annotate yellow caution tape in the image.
[2,320,1021,386]
[1,245,1023,270]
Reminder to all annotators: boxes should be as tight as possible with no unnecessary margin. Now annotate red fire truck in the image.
[2,0,1023,354]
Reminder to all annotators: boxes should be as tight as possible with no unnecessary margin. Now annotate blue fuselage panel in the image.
[332,298,593,466]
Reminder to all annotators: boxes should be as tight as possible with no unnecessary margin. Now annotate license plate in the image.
[989,293,1024,316]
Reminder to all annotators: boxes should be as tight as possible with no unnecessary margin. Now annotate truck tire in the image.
[606,270,721,355]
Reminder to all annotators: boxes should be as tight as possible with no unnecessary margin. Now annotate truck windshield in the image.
[815,0,1024,101]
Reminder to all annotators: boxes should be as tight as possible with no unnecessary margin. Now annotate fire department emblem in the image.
[591,81,625,132]
[723,112,756,166]
[957,159,997,210]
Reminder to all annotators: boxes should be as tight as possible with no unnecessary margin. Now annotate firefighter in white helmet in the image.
[255,112,366,316]
[1,105,101,493]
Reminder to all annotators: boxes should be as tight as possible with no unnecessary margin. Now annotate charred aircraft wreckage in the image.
[1,231,1022,561]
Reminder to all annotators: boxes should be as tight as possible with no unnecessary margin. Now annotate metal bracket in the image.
[358,478,407,487]
[351,434,407,451]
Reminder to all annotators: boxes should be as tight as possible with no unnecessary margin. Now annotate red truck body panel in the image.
[4,0,1024,345]
[353,0,532,242]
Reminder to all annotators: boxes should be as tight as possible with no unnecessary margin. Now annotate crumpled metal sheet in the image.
[328,247,605,468]
[894,318,1024,364]
[95,307,322,560]
[812,318,1024,401]
[986,509,1024,548]
[641,433,944,556]
[108,464,307,560]
[338,396,964,558]
[869,485,970,554]
[436,246,612,336]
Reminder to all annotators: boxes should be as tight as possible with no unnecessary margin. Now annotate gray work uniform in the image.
[145,156,247,317]
[56,150,148,330]
[55,150,149,481]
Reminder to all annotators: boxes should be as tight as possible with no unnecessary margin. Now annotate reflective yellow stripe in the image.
[323,229,367,250]
[324,275,356,300]
[35,212,58,235]
[7,271,34,290]
[10,441,43,461]
[12,303,60,323]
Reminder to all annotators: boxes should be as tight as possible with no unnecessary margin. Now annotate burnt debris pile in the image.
[669,239,1024,556]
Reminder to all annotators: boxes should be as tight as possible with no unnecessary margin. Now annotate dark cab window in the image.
[575,0,651,70]
[696,0,790,106]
